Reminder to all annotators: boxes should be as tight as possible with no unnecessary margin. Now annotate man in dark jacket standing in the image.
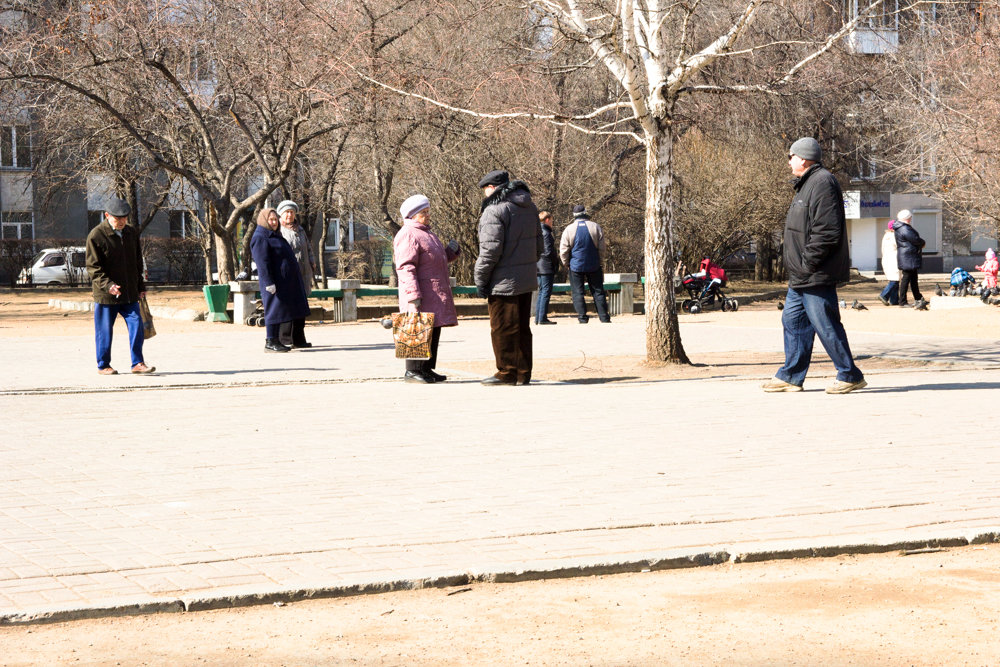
[85,198,155,375]
[535,211,558,325]
[893,209,926,308]
[475,170,543,385]
[763,138,865,394]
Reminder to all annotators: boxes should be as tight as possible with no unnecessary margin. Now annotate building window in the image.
[1,125,31,169]
[1,211,33,239]
[168,210,198,238]
[88,210,104,231]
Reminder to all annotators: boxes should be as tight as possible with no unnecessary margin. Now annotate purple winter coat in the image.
[393,220,459,327]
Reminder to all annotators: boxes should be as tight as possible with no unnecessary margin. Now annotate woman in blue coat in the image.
[250,208,311,352]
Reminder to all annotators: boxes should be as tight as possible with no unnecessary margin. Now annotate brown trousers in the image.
[487,292,533,382]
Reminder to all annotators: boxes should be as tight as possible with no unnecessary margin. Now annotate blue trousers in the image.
[535,274,554,323]
[880,281,899,305]
[94,302,144,370]
[776,286,863,386]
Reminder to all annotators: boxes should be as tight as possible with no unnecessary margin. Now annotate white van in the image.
[18,247,90,286]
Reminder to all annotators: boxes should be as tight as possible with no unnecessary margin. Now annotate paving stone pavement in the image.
[1,313,999,622]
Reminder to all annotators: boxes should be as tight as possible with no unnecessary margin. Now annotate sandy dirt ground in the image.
[2,545,998,666]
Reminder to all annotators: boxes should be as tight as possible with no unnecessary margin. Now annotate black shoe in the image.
[404,370,434,383]
[537,319,557,325]
[265,339,290,353]
[481,375,516,386]
[578,317,589,324]
[426,370,447,382]
[599,318,612,324]
[291,342,313,349]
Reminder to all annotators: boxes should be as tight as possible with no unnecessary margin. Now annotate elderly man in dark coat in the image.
[85,197,155,375]
[474,170,543,385]
[762,137,865,395]
[250,207,311,353]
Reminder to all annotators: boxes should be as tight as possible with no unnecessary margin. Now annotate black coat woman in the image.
[250,208,311,352]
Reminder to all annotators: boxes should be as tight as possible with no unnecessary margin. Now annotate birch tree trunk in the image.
[644,130,688,363]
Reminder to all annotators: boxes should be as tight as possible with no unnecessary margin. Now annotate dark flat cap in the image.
[105,198,131,217]
[477,170,509,188]
[572,204,586,215]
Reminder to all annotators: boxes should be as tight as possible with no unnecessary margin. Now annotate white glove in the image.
[265,285,277,294]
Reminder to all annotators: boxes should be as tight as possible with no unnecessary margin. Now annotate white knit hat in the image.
[276,200,298,215]
[400,194,430,220]
[896,209,912,221]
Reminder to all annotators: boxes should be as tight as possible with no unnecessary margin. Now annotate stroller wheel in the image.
[245,316,256,326]
[729,298,739,311]
[721,298,731,312]
[256,317,266,327]
[689,302,702,314]
[681,299,694,313]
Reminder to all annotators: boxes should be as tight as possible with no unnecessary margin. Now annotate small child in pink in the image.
[976,248,999,290]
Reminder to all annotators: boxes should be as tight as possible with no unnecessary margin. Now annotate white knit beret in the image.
[400,194,430,220]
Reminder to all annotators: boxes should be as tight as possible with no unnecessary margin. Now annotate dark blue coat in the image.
[894,222,925,271]
[250,225,310,324]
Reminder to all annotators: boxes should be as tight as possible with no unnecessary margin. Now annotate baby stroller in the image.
[949,267,976,297]
[681,258,739,314]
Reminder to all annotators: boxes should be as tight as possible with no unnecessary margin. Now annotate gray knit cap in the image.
[789,137,822,162]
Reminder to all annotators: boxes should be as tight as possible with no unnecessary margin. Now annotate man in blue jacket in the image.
[763,138,866,394]
[559,205,610,323]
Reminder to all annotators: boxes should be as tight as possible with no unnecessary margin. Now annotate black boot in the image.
[265,339,290,353]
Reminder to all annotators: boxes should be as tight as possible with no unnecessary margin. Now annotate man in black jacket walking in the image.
[762,138,865,394]
[85,198,155,375]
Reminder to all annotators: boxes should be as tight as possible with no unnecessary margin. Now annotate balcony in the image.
[844,27,899,54]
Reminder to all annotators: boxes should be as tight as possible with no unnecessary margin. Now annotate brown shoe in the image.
[131,363,156,374]
[97,367,118,375]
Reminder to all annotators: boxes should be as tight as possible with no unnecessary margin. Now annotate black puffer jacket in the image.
[783,164,851,289]
[474,180,543,296]
[894,222,925,271]
[536,222,558,275]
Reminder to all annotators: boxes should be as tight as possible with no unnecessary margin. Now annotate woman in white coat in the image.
[879,220,899,306]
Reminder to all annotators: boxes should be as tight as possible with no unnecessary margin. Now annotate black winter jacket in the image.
[86,221,146,305]
[536,222,558,275]
[783,164,851,289]
[894,222,925,271]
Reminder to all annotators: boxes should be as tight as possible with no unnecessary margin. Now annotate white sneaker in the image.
[826,379,868,394]
[762,378,803,392]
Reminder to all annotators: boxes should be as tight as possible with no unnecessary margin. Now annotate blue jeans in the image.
[776,286,863,386]
[94,301,144,369]
[880,281,899,305]
[535,274,554,323]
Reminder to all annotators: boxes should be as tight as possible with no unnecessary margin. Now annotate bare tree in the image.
[0,0,348,282]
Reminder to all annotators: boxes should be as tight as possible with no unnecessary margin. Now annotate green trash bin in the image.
[203,283,231,323]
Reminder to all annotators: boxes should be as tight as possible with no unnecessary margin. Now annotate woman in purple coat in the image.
[250,208,311,353]
[394,195,460,383]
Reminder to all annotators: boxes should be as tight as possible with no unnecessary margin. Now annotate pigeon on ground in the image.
[914,299,929,310]
[777,301,784,310]
[851,299,868,310]
[935,284,944,297]
[839,299,847,309]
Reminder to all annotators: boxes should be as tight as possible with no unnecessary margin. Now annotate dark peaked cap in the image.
[477,170,510,188]
[105,198,131,217]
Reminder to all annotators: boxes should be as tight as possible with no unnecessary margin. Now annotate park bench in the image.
[229,273,638,324]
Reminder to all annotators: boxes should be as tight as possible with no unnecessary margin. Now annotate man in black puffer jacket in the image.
[893,209,926,307]
[763,138,866,395]
[474,170,543,385]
